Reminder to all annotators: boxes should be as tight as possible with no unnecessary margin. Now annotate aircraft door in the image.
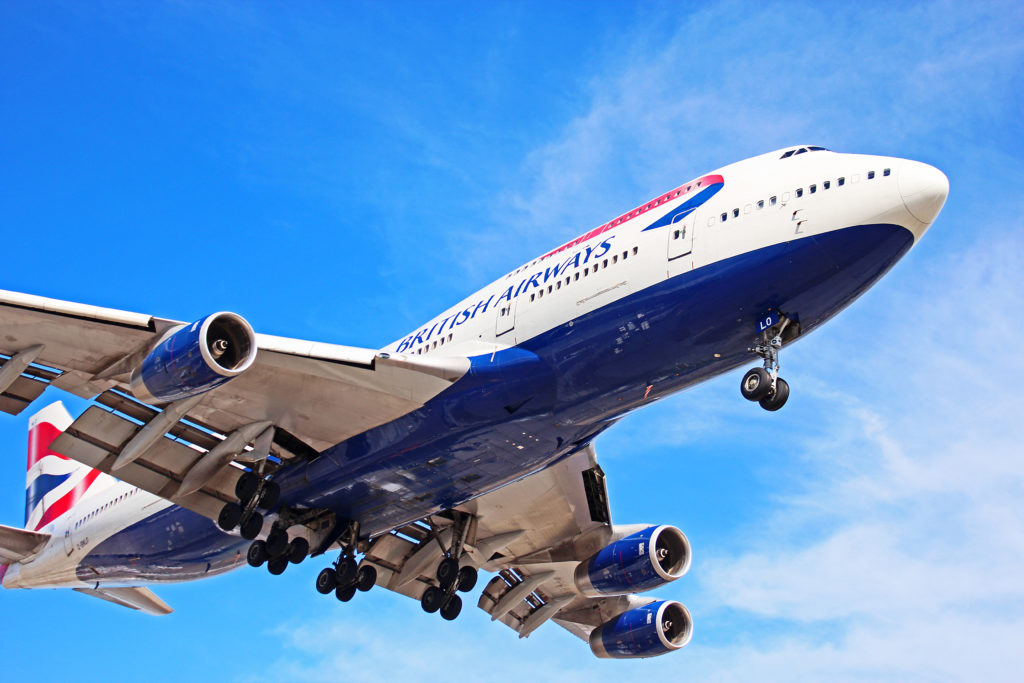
[64,524,74,555]
[495,297,517,337]
[667,210,695,261]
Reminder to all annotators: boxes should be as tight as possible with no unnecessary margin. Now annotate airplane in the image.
[0,145,948,658]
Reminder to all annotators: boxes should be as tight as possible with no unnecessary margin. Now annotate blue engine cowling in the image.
[129,312,257,403]
[589,600,693,659]
[574,525,691,597]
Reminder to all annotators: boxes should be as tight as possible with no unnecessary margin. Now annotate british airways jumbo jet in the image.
[0,146,947,658]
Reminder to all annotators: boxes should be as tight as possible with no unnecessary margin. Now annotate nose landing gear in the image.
[742,312,792,411]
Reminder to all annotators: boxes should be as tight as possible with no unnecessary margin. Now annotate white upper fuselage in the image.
[385,147,945,357]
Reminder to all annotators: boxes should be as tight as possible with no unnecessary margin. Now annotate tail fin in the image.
[24,402,100,531]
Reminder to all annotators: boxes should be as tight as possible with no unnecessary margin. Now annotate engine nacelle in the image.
[589,600,693,659]
[129,312,257,403]
[574,524,691,597]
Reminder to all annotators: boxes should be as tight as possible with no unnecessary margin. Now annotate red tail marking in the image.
[33,469,101,531]
[27,422,68,471]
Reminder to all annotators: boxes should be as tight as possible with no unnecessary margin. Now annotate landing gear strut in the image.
[742,313,791,412]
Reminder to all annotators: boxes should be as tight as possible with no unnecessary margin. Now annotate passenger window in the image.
[838,177,845,186]
[539,290,544,298]
[584,268,589,276]
[530,294,535,302]
[809,184,816,194]
[867,171,875,179]
[622,251,628,259]
[612,255,618,264]
[632,246,638,254]
[823,180,830,190]
[757,200,764,209]
[575,272,580,280]
[883,168,891,176]
[603,259,608,267]
[796,188,803,198]
[547,285,553,293]
[565,276,571,284]
[732,208,739,218]
[721,213,727,222]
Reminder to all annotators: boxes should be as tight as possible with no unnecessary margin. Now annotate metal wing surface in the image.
[362,446,665,642]
[0,289,467,520]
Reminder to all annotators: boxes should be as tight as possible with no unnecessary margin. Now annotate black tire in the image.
[356,564,377,592]
[315,567,337,594]
[436,556,460,589]
[440,594,463,621]
[420,586,445,614]
[266,527,289,558]
[336,584,357,602]
[235,471,260,505]
[247,540,268,567]
[258,481,280,510]
[336,557,358,584]
[759,377,790,412]
[217,502,243,531]
[741,367,773,401]
[456,566,478,593]
[288,537,309,564]
[267,556,288,575]
[240,512,263,540]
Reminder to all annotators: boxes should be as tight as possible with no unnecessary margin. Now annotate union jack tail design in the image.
[24,402,103,531]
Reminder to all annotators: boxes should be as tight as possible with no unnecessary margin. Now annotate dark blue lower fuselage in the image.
[81,223,912,577]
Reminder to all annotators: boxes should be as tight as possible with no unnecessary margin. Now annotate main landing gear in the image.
[217,470,281,540]
[313,521,378,604]
[420,514,478,621]
[741,313,792,412]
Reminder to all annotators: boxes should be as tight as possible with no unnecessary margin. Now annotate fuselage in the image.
[4,146,948,589]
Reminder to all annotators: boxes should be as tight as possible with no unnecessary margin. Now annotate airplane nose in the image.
[898,160,949,224]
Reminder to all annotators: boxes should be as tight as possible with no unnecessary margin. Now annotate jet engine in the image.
[589,600,693,659]
[574,525,690,597]
[129,312,257,403]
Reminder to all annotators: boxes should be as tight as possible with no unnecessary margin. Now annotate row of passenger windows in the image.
[74,488,139,529]
[529,247,639,302]
[414,246,642,354]
[712,168,890,225]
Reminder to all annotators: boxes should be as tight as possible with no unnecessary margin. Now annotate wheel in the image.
[420,586,445,613]
[336,557,358,584]
[436,556,460,589]
[440,594,463,621]
[741,367,773,401]
[267,556,288,575]
[456,566,478,593]
[217,502,243,531]
[759,377,790,411]
[240,512,263,540]
[356,564,377,592]
[266,527,289,558]
[246,540,268,567]
[315,567,337,594]
[336,584,357,602]
[235,471,260,504]
[258,481,280,510]
[288,537,309,564]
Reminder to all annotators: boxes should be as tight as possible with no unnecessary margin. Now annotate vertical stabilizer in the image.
[24,402,99,531]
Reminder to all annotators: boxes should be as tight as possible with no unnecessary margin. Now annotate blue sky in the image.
[1,1,1022,680]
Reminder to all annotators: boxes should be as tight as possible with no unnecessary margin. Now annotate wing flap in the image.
[73,586,173,615]
[0,524,50,564]
[50,404,238,521]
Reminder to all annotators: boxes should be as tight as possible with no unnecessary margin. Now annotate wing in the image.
[0,289,468,521]
[361,445,674,644]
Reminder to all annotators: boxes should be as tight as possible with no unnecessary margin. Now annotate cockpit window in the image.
[780,146,830,159]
